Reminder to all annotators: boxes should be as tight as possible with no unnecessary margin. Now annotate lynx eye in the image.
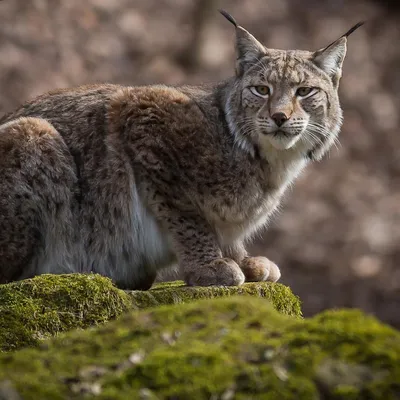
[250,86,270,97]
[296,87,315,97]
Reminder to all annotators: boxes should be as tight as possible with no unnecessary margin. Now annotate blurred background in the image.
[0,0,399,327]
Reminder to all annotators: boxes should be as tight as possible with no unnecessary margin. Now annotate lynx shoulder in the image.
[0,11,363,289]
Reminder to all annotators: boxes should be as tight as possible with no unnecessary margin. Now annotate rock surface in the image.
[0,296,398,399]
[0,274,301,352]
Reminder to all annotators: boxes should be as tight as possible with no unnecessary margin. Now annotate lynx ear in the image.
[219,9,266,76]
[313,22,364,88]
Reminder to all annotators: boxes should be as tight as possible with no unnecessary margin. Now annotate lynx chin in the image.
[0,11,363,289]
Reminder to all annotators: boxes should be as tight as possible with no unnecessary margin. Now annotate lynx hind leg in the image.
[240,256,281,283]
[0,117,76,283]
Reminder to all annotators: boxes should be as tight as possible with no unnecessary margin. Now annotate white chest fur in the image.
[212,151,307,246]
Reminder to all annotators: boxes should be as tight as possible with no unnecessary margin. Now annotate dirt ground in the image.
[0,0,398,327]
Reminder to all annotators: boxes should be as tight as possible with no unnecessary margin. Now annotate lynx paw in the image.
[240,256,281,283]
[185,258,245,287]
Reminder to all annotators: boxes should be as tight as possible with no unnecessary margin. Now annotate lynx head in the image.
[220,10,363,161]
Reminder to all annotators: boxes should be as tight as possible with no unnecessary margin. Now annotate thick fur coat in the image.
[0,12,362,289]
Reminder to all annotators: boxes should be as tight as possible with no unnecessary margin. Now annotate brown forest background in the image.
[0,0,399,327]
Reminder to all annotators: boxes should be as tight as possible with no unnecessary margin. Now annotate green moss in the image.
[130,280,302,317]
[0,297,398,399]
[0,274,131,352]
[0,274,301,352]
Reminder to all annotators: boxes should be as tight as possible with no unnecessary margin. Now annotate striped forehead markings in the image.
[256,54,327,84]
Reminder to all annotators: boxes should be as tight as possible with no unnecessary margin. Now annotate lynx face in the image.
[223,13,362,160]
[239,50,342,154]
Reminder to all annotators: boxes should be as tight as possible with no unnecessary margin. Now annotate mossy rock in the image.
[0,273,301,352]
[130,279,301,317]
[0,274,132,352]
[0,297,398,399]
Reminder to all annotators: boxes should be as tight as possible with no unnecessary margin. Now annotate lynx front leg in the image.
[175,219,245,286]
[224,242,281,283]
[147,203,245,286]
[223,242,248,264]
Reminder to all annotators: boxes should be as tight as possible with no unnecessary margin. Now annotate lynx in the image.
[0,11,362,289]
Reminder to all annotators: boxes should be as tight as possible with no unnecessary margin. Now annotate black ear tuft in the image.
[342,21,365,38]
[219,9,266,76]
[219,9,238,28]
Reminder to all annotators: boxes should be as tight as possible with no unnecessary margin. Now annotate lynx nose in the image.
[271,112,288,127]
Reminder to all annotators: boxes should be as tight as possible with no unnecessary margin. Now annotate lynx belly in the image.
[30,183,175,289]
[91,185,176,288]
